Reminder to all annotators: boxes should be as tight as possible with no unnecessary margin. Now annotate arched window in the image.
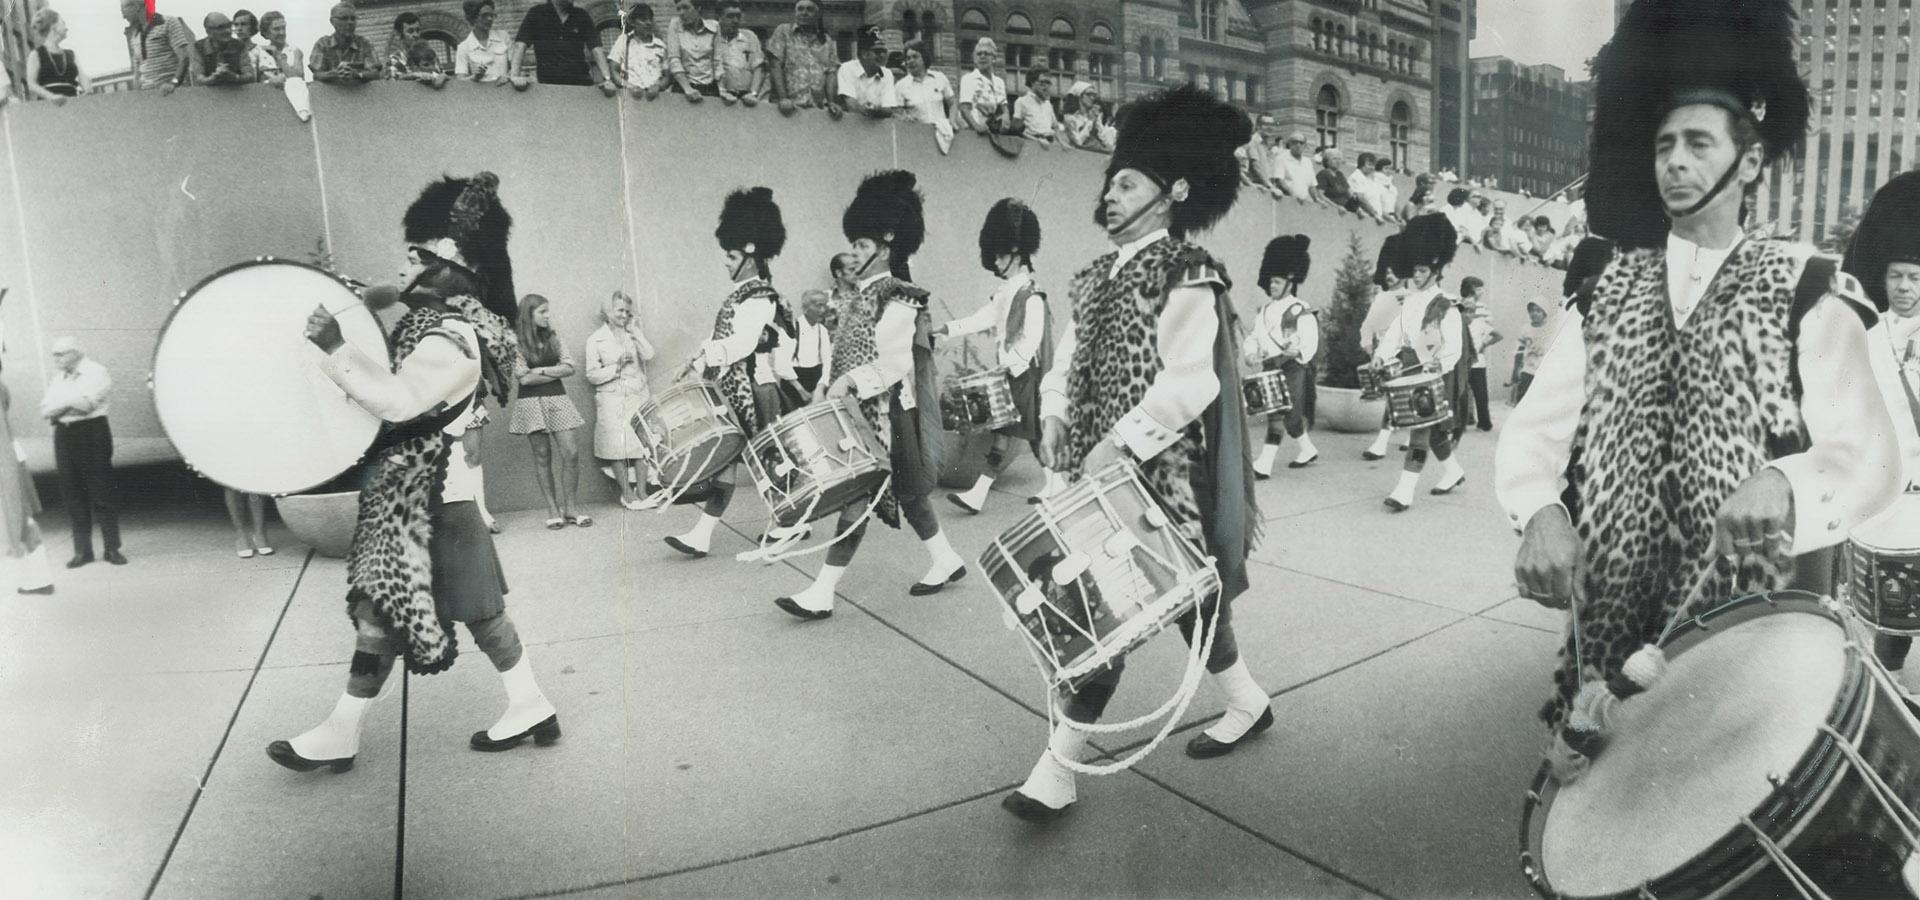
[1315,84,1341,148]
[1309,19,1321,52]
[1050,17,1074,40]
[1335,24,1348,57]
[1007,12,1034,35]
[961,7,990,30]
[1140,36,1153,77]
[1197,0,1220,41]
[1090,22,1114,45]
[1154,38,1167,79]
[1369,32,1381,65]
[1389,101,1412,170]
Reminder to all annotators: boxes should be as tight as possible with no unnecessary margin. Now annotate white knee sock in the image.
[290,693,370,760]
[1389,471,1420,506]
[1253,443,1279,476]
[676,514,720,553]
[1438,455,1466,487]
[1038,470,1069,498]
[1202,660,1272,743]
[1367,428,1393,456]
[789,563,845,612]
[920,531,965,584]
[487,651,558,740]
[955,475,994,510]
[1017,721,1089,809]
[1294,433,1318,463]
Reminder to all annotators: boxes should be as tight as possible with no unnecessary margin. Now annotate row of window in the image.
[957,8,1114,45]
[1308,18,1421,76]
[1314,84,1415,169]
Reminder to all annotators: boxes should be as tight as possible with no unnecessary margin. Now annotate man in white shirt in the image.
[831,25,897,117]
[1497,0,1901,743]
[1012,69,1062,146]
[1269,131,1321,204]
[609,3,669,98]
[40,338,122,567]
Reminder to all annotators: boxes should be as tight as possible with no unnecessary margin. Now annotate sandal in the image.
[546,518,565,530]
[567,514,594,528]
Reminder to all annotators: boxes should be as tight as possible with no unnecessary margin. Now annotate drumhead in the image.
[1851,494,1920,553]
[152,260,388,495]
[1384,372,1440,389]
[1538,602,1851,894]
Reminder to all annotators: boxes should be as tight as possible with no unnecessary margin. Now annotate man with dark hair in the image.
[714,2,765,105]
[767,0,836,112]
[832,25,898,117]
[509,0,615,89]
[666,0,721,99]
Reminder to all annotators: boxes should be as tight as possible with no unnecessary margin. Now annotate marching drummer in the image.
[936,198,1066,513]
[1244,234,1319,475]
[1007,85,1273,822]
[274,172,564,773]
[665,187,804,559]
[1497,0,1901,738]
[1359,233,1405,461]
[1372,213,1468,511]
[1839,171,1920,690]
[775,170,970,620]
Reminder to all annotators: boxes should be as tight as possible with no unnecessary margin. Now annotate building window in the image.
[1091,23,1114,45]
[1049,47,1077,74]
[426,31,463,69]
[1140,37,1153,77]
[1197,0,1221,42]
[1390,101,1412,170]
[1310,19,1323,53]
[1005,42,1034,80]
[1316,84,1341,148]
[1089,52,1115,94]
[1336,25,1348,58]
[1154,38,1167,79]
[1248,74,1261,104]
[1007,13,1034,35]
[1050,17,1074,40]
[960,7,989,30]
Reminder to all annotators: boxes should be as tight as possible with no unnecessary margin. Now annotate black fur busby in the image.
[1843,171,1920,314]
[978,198,1041,272]
[1374,233,1404,290]
[1392,214,1458,280]
[1100,83,1250,238]
[715,187,787,259]
[844,170,926,278]
[404,171,516,322]
[1257,235,1311,293]
[1563,236,1617,298]
[1587,0,1809,249]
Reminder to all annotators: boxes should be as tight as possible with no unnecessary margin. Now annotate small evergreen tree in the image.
[1318,230,1376,389]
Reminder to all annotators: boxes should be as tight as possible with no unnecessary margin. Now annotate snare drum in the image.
[940,368,1020,433]
[979,462,1222,691]
[1241,369,1292,417]
[151,259,389,495]
[1356,361,1388,400]
[744,399,891,528]
[1383,371,1452,429]
[630,381,746,492]
[1847,494,1920,635]
[1521,591,1920,899]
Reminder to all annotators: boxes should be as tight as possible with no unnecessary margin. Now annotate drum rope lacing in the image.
[735,398,894,564]
[1739,817,1831,900]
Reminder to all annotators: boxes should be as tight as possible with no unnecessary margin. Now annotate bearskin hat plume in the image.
[843,170,926,274]
[1392,213,1458,280]
[978,198,1042,272]
[1098,83,1250,237]
[404,172,517,322]
[1587,0,1809,248]
[1843,171,1920,314]
[1257,235,1311,292]
[715,187,788,259]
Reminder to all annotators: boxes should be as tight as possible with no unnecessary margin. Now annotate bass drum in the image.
[151,258,389,496]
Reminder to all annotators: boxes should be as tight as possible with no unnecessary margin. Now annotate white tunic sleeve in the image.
[1039,320,1076,421]
[1763,296,1905,554]
[847,300,917,400]
[321,330,479,424]
[1295,310,1320,364]
[703,294,775,368]
[1865,321,1920,489]
[1494,311,1586,532]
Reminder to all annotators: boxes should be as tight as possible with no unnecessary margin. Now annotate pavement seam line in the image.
[142,549,316,900]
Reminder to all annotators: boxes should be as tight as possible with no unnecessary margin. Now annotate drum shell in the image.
[978,463,1219,690]
[1846,496,1920,635]
[1384,372,1452,429]
[1241,369,1293,417]
[746,400,890,528]
[631,381,746,489]
[1520,591,1920,899]
[940,368,1019,433]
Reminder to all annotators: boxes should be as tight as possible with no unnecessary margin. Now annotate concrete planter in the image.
[276,491,360,558]
[1317,386,1388,434]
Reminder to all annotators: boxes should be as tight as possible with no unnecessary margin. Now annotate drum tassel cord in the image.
[752,475,893,565]
[1038,583,1221,777]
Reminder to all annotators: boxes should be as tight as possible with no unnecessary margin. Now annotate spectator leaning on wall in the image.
[714,2,765,106]
[666,0,722,99]
[121,0,194,94]
[767,0,836,114]
[610,3,670,99]
[895,39,955,153]
[832,25,898,119]
[311,4,381,85]
[510,0,616,91]
[456,0,514,84]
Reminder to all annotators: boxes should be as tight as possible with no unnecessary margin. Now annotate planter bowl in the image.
[276,490,360,558]
[1316,385,1389,434]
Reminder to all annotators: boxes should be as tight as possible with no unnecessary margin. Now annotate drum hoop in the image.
[150,256,374,497]
[1522,590,1875,898]
[1384,372,1441,388]
[949,367,1012,388]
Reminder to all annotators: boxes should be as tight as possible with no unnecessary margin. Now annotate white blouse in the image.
[1243,294,1319,366]
[944,270,1046,376]
[321,318,484,502]
[1374,285,1462,371]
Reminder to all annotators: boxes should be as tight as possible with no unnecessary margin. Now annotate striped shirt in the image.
[126,15,195,90]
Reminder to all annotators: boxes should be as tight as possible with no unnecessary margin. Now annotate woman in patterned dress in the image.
[774,171,968,619]
[1005,85,1272,822]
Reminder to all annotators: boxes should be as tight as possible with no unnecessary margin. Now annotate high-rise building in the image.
[1758,0,1920,243]
[1430,0,1475,174]
[1468,56,1590,197]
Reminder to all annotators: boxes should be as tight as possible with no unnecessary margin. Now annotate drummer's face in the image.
[1266,279,1290,300]
[1888,262,1920,318]
[401,246,429,289]
[723,248,750,279]
[849,238,888,277]
[1409,265,1436,289]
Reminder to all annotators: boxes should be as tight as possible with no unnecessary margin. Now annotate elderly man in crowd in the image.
[832,25,897,118]
[510,0,615,89]
[121,0,195,94]
[713,2,765,106]
[1270,131,1322,204]
[193,12,256,86]
[1317,148,1380,219]
[311,4,380,84]
[40,339,122,568]
[767,0,836,113]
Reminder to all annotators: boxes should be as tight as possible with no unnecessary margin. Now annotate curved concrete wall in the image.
[0,83,1568,511]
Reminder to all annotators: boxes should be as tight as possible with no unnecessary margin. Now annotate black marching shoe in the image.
[1288,454,1319,469]
[16,585,53,595]
[908,564,967,597]
[774,597,832,620]
[266,740,356,773]
[65,553,93,569]
[1360,450,1385,461]
[104,550,127,565]
[1001,790,1073,822]
[1383,497,1410,512]
[469,714,562,752]
[1429,476,1467,496]
[1184,707,1275,759]
[663,536,708,559]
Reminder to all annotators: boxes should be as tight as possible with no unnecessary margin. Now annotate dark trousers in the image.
[54,416,118,555]
[1064,595,1241,723]
[1263,364,1311,443]
[1514,373,1536,403]
[1467,367,1492,429]
[1301,365,1317,429]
